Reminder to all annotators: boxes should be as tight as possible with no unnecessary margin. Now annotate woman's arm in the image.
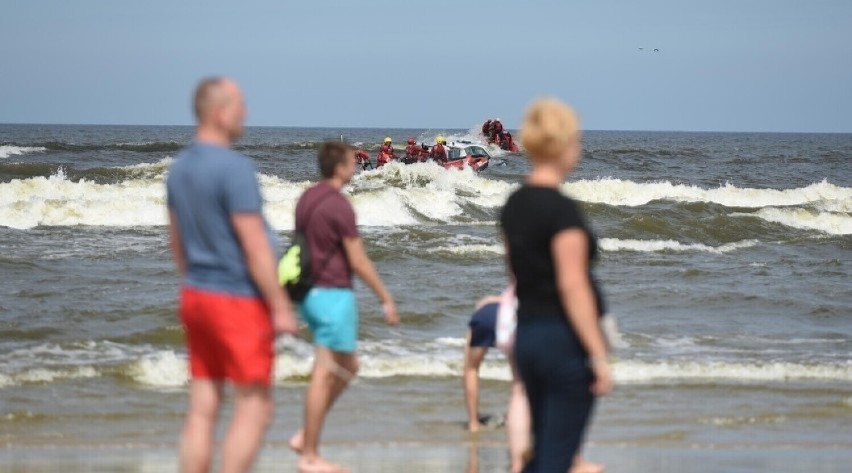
[552,229,612,395]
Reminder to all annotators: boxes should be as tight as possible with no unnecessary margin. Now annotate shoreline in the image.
[2,441,851,472]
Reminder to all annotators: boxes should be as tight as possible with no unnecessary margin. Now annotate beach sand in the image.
[2,442,851,472]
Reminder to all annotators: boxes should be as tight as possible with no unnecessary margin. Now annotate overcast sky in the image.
[1,0,850,132]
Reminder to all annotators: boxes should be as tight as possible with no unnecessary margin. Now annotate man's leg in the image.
[463,331,488,432]
[298,347,358,472]
[220,383,273,473]
[180,380,223,473]
[289,348,359,453]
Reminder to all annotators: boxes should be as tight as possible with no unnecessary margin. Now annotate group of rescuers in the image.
[355,136,450,169]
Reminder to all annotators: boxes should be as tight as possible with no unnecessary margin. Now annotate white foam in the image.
[0,145,47,159]
[0,367,99,387]
[614,359,852,383]
[564,178,852,208]
[2,160,848,233]
[118,157,174,172]
[128,351,188,387]
[698,415,787,427]
[0,161,514,230]
[426,239,757,257]
[16,367,99,383]
[816,199,852,213]
[427,244,504,257]
[4,338,850,388]
[1,340,146,368]
[735,208,852,235]
[124,342,852,387]
[0,169,169,229]
[599,238,759,254]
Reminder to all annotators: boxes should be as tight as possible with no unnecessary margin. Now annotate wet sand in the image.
[2,442,851,472]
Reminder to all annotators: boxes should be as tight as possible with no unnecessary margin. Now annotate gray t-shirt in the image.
[166,141,278,297]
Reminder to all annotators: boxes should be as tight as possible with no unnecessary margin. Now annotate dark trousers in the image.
[515,317,596,473]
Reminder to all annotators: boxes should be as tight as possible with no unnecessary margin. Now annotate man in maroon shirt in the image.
[288,141,399,473]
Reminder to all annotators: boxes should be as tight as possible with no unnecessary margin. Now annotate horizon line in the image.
[0,122,849,135]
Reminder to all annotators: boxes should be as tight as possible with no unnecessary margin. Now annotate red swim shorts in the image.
[180,287,274,386]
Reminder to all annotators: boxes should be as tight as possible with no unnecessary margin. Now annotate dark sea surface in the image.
[1,125,850,469]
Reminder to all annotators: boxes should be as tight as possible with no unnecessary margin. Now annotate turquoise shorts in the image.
[299,288,358,353]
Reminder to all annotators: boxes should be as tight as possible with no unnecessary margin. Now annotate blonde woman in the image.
[500,98,613,472]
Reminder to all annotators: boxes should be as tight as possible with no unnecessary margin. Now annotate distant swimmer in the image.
[638,47,644,51]
[654,48,660,52]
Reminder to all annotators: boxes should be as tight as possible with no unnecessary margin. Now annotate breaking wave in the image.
[598,238,759,254]
[423,239,759,258]
[734,207,852,235]
[3,339,849,389]
[564,178,850,208]
[0,145,47,159]
[1,160,848,237]
[104,353,852,387]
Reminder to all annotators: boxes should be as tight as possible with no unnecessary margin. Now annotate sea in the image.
[1,125,850,470]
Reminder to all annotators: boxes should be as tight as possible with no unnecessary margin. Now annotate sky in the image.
[1,0,851,132]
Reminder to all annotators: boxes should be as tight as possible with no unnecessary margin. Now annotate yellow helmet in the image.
[384,137,392,143]
[436,135,445,144]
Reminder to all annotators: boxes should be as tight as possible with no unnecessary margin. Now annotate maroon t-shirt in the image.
[294,181,359,288]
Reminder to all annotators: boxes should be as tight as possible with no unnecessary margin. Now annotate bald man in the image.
[167,77,298,473]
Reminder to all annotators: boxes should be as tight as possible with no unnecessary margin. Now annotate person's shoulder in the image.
[558,192,580,210]
[203,150,254,186]
[167,144,197,180]
[189,142,248,164]
[501,186,525,220]
[328,189,355,215]
[534,186,577,210]
[554,192,585,228]
[220,147,254,168]
[504,185,527,204]
[298,182,340,208]
[302,182,326,197]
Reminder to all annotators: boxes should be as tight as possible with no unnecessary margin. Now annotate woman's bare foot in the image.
[289,429,304,454]
[468,421,483,432]
[298,455,350,473]
[571,456,605,473]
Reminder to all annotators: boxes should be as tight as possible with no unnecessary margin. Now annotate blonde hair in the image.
[520,98,580,162]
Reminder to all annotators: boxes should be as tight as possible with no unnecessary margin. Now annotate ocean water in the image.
[1,125,850,465]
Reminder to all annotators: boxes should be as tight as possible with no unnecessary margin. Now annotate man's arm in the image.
[342,236,398,325]
[231,213,298,334]
[168,210,186,277]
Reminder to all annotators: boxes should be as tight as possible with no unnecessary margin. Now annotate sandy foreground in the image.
[1,441,851,472]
